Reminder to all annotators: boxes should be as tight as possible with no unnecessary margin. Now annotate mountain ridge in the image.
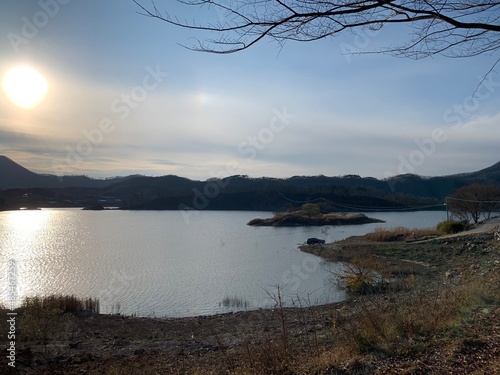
[0,155,133,189]
[0,155,499,211]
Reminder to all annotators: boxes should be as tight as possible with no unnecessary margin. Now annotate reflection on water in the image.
[0,209,446,317]
[1,210,54,304]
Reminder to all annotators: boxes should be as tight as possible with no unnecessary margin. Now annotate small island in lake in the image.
[82,204,106,211]
[247,204,384,227]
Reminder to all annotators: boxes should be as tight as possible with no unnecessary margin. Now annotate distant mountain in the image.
[0,155,40,188]
[462,161,500,183]
[0,155,133,189]
[107,161,500,210]
[1,155,499,211]
[385,161,500,199]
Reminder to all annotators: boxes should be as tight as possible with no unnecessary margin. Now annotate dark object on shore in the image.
[306,238,325,245]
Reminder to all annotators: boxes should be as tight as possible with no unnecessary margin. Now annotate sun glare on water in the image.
[2,65,49,109]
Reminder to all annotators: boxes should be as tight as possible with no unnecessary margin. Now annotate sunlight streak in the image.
[0,210,53,307]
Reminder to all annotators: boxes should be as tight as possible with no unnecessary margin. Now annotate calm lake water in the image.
[0,209,446,317]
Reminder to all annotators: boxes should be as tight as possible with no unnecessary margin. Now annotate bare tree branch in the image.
[133,0,500,57]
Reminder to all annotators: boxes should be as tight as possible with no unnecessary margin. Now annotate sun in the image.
[2,66,49,109]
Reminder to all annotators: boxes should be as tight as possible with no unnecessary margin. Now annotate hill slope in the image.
[0,156,131,189]
[385,161,500,199]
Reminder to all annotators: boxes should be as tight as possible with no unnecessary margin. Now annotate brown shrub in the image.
[363,227,440,242]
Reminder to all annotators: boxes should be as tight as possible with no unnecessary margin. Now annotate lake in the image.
[0,209,447,317]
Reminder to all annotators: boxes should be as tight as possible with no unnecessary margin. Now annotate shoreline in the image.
[1,220,499,374]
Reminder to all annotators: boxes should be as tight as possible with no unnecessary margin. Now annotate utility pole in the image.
[445,196,449,221]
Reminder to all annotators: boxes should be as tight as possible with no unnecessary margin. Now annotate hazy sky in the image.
[1,1,499,180]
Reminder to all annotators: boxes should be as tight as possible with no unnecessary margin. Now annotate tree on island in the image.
[301,203,321,217]
[133,0,499,62]
[448,184,500,224]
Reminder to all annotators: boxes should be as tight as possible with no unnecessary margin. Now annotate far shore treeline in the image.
[0,155,499,212]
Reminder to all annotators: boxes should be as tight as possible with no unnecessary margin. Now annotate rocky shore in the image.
[2,221,499,374]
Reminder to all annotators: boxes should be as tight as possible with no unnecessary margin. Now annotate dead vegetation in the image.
[362,226,440,242]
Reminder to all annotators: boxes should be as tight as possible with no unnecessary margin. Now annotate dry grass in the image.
[363,226,440,242]
[22,294,100,315]
[231,271,499,374]
[333,270,499,358]
[327,248,490,353]
[327,247,414,295]
[336,251,390,294]
[220,295,250,309]
[235,250,500,374]
[334,286,456,354]
[16,295,100,351]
